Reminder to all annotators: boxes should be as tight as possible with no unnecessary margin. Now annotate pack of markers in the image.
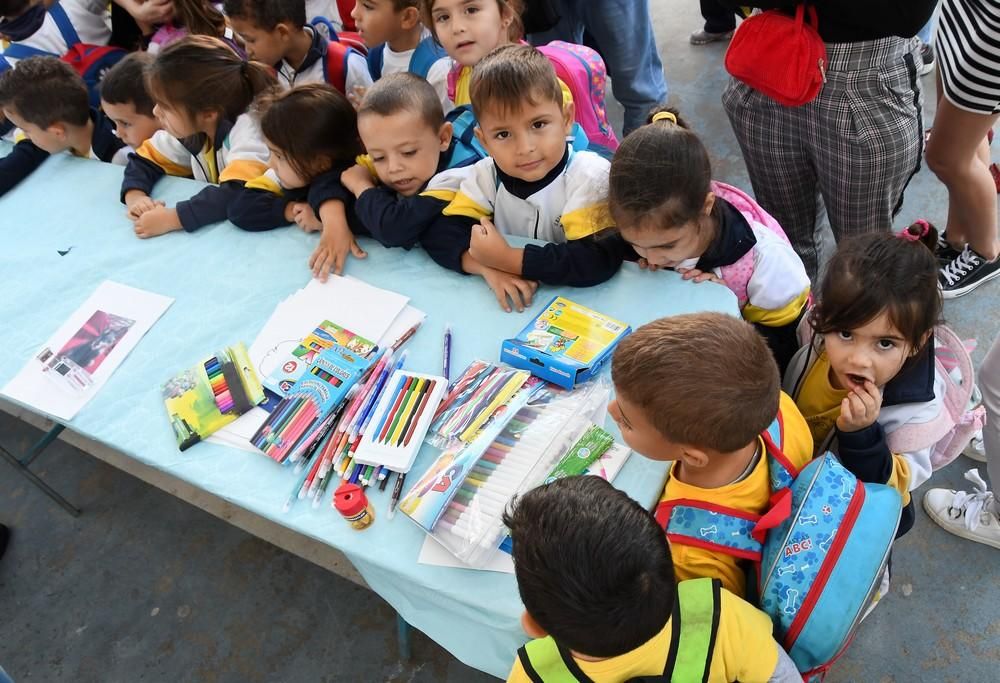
[399,374,613,567]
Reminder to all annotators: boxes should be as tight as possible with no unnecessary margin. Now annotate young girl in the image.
[228,83,369,281]
[121,35,275,237]
[145,0,243,55]
[608,107,811,372]
[783,223,946,539]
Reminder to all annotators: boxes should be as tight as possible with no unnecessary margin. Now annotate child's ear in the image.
[438,121,454,151]
[702,192,716,216]
[47,123,68,141]
[474,125,486,149]
[562,100,575,135]
[914,330,934,356]
[400,6,421,29]
[275,22,293,41]
[521,611,547,639]
[678,446,710,470]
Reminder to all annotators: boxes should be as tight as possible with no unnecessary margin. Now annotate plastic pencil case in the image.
[425,380,611,567]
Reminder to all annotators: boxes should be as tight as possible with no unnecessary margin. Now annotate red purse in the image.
[724,5,828,107]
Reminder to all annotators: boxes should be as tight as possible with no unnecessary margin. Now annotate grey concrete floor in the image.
[2,1,1000,681]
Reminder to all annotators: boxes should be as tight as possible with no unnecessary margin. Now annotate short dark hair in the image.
[612,313,780,452]
[470,44,562,119]
[358,72,444,131]
[502,476,676,658]
[260,83,363,181]
[100,52,156,117]
[0,0,31,19]
[223,0,306,30]
[610,106,718,232]
[811,225,942,355]
[0,56,89,128]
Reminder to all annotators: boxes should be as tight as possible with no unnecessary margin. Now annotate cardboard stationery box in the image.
[500,297,631,389]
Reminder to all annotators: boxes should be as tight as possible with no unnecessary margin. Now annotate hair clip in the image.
[651,111,677,125]
[900,219,930,242]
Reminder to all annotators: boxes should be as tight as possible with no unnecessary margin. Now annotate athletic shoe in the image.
[923,470,1000,549]
[690,28,734,45]
[939,246,1000,298]
[964,431,986,462]
[935,231,963,264]
[918,41,935,76]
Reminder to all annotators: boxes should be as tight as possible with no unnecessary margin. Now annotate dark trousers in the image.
[701,0,738,33]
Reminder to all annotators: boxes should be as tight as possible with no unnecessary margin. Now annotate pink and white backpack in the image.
[711,181,793,306]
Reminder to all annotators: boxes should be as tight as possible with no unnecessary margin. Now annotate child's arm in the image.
[469,218,633,286]
[0,138,49,197]
[227,170,296,232]
[308,199,367,281]
[120,132,191,212]
[462,252,537,313]
[741,232,811,328]
[353,186,450,248]
[420,212,478,273]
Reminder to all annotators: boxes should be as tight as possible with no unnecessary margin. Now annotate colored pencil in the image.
[442,325,452,382]
[401,379,436,447]
[378,376,414,443]
[372,375,408,442]
[386,378,423,445]
[387,472,406,519]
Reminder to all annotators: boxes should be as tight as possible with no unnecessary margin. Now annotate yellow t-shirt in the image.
[506,587,781,683]
[795,351,848,451]
[661,392,814,597]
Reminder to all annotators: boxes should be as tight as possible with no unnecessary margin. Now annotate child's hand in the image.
[677,267,723,285]
[469,218,520,273]
[480,266,538,313]
[125,192,164,221]
[836,381,883,433]
[340,164,376,198]
[133,206,182,239]
[347,85,369,110]
[289,203,322,232]
[309,223,367,281]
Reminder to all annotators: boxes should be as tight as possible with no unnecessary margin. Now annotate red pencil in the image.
[402,379,436,447]
[377,376,414,442]
[275,402,319,460]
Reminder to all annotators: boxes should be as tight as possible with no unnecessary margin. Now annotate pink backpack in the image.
[712,181,794,306]
[886,326,986,470]
[447,41,620,154]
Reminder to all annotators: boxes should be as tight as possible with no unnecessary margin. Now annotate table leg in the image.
[0,425,81,517]
[396,613,412,661]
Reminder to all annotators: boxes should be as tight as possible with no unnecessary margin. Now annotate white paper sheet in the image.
[2,281,173,421]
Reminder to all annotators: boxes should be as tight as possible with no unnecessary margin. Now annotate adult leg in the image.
[812,40,923,248]
[578,0,668,135]
[722,79,823,278]
[693,0,737,42]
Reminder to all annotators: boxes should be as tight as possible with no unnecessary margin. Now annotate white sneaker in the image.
[923,469,1000,549]
[965,431,986,462]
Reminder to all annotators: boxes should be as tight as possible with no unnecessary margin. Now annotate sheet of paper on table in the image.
[206,276,424,453]
[2,281,173,421]
[417,442,633,574]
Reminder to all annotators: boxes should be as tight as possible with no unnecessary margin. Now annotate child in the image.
[422,45,630,311]
[610,313,814,598]
[121,36,275,238]
[0,0,111,70]
[609,108,811,373]
[99,52,162,150]
[0,56,126,196]
[338,73,472,248]
[351,0,451,111]
[228,83,368,279]
[146,0,241,54]
[224,0,372,96]
[784,224,947,539]
[503,475,801,683]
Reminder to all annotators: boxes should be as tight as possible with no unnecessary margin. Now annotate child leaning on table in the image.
[503,475,801,683]
[421,44,631,312]
[0,56,126,197]
[609,313,814,599]
[99,52,162,152]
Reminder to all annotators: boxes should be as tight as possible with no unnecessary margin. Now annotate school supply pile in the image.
[401,376,615,567]
[500,296,631,389]
[161,342,266,451]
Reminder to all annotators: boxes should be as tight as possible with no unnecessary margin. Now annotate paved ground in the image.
[2,1,999,681]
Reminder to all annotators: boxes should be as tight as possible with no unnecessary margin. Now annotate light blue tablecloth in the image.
[0,149,739,678]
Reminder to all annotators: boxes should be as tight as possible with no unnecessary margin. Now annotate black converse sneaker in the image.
[935,231,963,264]
[939,246,1000,298]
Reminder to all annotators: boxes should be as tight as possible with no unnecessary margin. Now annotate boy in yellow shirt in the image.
[504,476,800,683]
[609,313,814,598]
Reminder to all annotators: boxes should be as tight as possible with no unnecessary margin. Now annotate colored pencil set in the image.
[204,356,236,413]
[428,361,536,448]
[401,380,613,567]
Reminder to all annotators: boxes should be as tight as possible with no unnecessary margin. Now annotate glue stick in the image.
[334,482,375,530]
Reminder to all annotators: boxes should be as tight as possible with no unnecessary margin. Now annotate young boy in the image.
[223,0,371,96]
[504,475,801,682]
[609,313,815,599]
[99,52,162,151]
[350,0,451,111]
[338,73,472,248]
[0,56,125,196]
[421,45,631,310]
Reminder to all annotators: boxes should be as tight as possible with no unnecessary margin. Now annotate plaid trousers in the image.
[722,37,924,278]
